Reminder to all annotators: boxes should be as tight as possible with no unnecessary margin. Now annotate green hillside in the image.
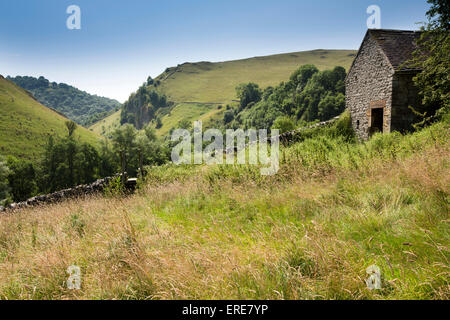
[7,76,121,127]
[154,49,356,136]
[92,49,356,137]
[0,76,100,160]
[156,49,356,103]
[89,109,121,137]
[94,50,356,136]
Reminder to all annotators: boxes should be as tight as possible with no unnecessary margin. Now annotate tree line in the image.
[222,64,347,133]
[0,121,170,205]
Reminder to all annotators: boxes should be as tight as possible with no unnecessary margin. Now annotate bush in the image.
[104,176,126,197]
[272,116,295,134]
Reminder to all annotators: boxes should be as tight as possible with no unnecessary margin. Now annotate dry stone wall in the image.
[0,175,128,213]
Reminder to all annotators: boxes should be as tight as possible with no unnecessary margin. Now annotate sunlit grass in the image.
[0,116,448,300]
[0,77,100,159]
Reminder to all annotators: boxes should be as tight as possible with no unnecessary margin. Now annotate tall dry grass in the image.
[0,118,448,300]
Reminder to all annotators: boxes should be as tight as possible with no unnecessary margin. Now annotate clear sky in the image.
[0,0,430,102]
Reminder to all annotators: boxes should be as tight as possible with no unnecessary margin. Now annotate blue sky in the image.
[0,0,430,102]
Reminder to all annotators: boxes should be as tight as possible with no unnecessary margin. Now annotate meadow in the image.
[0,114,448,300]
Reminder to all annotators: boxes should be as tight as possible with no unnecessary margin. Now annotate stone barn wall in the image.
[346,34,394,141]
[391,71,422,133]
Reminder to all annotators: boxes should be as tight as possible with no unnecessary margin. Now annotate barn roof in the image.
[368,29,423,71]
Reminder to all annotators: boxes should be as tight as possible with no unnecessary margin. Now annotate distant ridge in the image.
[7,75,121,127]
[0,77,100,159]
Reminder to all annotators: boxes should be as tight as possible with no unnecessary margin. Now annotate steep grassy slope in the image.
[8,76,121,127]
[0,76,100,159]
[156,49,356,104]
[89,109,121,137]
[91,50,356,137]
[0,116,448,300]
[154,50,356,135]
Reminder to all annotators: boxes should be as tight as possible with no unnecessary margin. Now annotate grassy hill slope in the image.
[91,49,356,137]
[153,50,356,136]
[89,109,121,137]
[7,76,121,127]
[156,49,356,103]
[0,76,100,159]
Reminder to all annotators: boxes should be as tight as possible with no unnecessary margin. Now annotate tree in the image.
[120,84,169,129]
[318,92,346,120]
[135,127,153,177]
[39,135,103,193]
[223,110,234,124]
[178,119,192,130]
[272,116,295,134]
[155,116,163,129]
[6,157,37,202]
[64,121,78,186]
[290,64,319,91]
[111,124,137,178]
[235,83,262,111]
[99,139,118,178]
[75,143,100,184]
[411,0,449,117]
[426,0,450,31]
[0,157,10,206]
[228,65,347,130]
[65,121,77,137]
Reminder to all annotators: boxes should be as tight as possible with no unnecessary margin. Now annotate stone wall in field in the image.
[0,175,136,213]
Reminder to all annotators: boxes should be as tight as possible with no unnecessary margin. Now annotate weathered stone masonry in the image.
[0,175,137,213]
[346,29,423,141]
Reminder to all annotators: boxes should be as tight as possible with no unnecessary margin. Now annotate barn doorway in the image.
[370,108,384,135]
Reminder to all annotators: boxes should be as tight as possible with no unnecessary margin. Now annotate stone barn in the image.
[346,29,424,140]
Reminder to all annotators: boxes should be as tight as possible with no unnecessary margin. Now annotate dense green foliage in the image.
[0,124,118,202]
[0,157,10,206]
[120,83,171,129]
[7,76,121,127]
[411,0,449,119]
[5,156,37,202]
[235,83,262,112]
[272,116,295,134]
[225,65,346,130]
[37,124,118,194]
[1,115,170,203]
[111,124,170,177]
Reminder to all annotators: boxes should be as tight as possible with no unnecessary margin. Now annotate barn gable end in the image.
[346,29,423,141]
